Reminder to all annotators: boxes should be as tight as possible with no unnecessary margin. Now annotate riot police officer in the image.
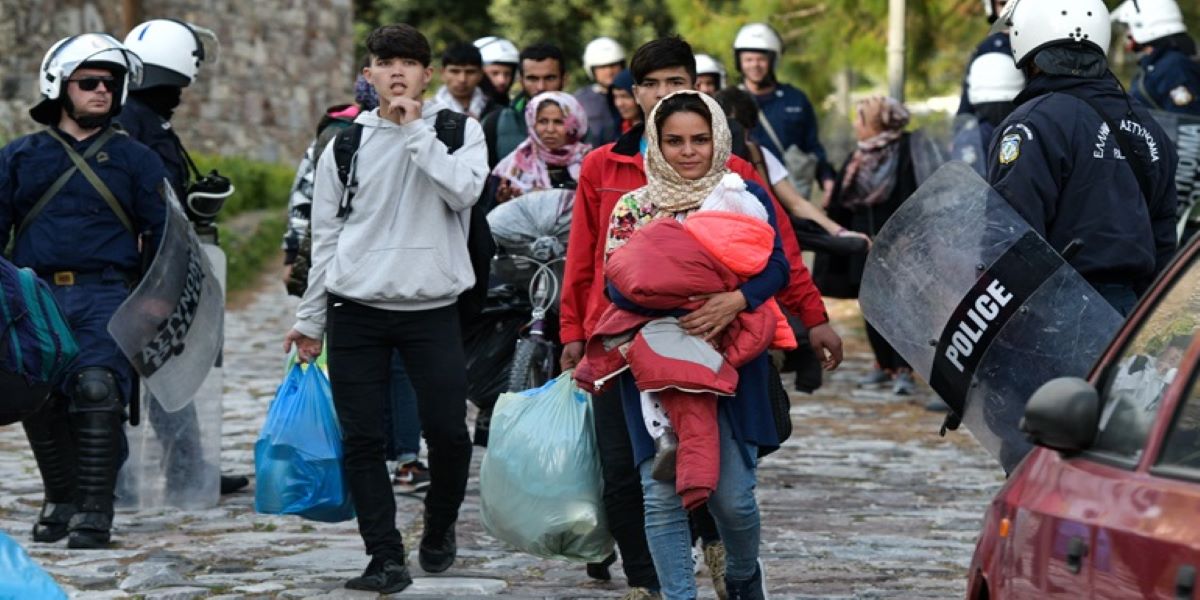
[1112,0,1200,116]
[958,0,1014,116]
[0,34,168,548]
[118,18,247,498]
[989,0,1179,315]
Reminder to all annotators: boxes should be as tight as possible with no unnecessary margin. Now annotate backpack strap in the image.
[16,127,128,242]
[334,110,468,218]
[1060,90,1157,209]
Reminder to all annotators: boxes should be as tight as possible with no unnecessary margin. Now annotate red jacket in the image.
[560,125,827,345]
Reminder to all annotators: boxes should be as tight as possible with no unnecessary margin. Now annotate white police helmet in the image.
[733,23,784,56]
[967,52,1026,104]
[694,54,727,88]
[996,0,1111,67]
[474,36,520,66]
[32,33,144,125]
[583,37,626,78]
[1112,0,1187,45]
[124,19,220,89]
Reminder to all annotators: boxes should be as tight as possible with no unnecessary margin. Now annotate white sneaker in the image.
[692,542,702,575]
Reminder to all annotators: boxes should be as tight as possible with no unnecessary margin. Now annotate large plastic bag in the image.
[254,364,354,522]
[480,372,612,562]
[0,532,68,599]
[486,188,574,250]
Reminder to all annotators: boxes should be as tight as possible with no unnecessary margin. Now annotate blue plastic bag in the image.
[479,372,613,562]
[254,364,355,522]
[0,532,67,599]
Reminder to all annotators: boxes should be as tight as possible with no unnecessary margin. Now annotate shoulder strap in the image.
[1061,91,1156,208]
[757,111,788,156]
[434,109,468,155]
[16,127,130,241]
[333,123,364,219]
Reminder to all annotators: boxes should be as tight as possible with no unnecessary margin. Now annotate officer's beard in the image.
[64,98,111,130]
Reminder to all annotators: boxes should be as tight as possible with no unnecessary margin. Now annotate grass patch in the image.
[224,214,286,293]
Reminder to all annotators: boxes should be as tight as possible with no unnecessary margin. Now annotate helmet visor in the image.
[191,24,221,66]
[66,47,144,89]
[990,0,1022,34]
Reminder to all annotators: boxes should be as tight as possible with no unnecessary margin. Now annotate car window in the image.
[1093,265,1200,462]
[1158,375,1200,471]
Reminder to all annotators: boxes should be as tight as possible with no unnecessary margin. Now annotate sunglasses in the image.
[69,76,115,92]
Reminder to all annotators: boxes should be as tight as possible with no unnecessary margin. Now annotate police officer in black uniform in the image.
[1113,0,1200,116]
[989,0,1179,316]
[118,18,248,496]
[958,0,1014,116]
[0,34,167,548]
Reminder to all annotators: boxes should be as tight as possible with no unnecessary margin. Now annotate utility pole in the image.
[887,0,906,101]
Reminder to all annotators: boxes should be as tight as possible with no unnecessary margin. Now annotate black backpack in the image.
[297,110,494,318]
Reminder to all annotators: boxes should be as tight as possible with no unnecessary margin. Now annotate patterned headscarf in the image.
[839,96,910,210]
[639,90,732,214]
[491,91,591,193]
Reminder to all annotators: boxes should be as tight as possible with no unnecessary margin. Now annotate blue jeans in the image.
[639,408,761,600]
[383,350,421,464]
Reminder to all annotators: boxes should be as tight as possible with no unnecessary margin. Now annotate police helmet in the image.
[996,0,1111,67]
[583,37,626,79]
[733,23,784,56]
[1111,0,1187,45]
[694,54,728,88]
[474,36,520,66]
[967,52,1026,104]
[31,34,144,125]
[124,19,220,89]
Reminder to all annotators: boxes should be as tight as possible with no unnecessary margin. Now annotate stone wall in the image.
[0,0,354,163]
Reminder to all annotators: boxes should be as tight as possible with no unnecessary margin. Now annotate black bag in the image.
[765,363,793,452]
[792,218,869,256]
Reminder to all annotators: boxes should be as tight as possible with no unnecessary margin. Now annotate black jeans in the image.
[593,384,660,589]
[326,297,472,560]
[866,321,909,371]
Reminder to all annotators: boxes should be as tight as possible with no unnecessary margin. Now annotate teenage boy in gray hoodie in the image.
[283,24,488,594]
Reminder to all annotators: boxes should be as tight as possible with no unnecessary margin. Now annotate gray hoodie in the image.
[293,100,489,339]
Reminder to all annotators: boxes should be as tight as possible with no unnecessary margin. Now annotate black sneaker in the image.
[419,520,457,573]
[393,461,431,493]
[345,555,412,594]
[220,475,250,495]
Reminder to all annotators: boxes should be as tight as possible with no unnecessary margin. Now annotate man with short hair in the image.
[481,42,567,166]
[1,34,168,549]
[283,23,488,594]
[435,42,490,120]
[559,36,842,600]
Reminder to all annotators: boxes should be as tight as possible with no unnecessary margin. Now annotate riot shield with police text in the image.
[107,185,223,412]
[1147,110,1200,240]
[859,162,1124,472]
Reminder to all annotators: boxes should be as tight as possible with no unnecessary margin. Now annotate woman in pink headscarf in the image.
[490,91,591,204]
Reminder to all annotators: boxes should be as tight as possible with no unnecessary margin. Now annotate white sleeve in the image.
[762,147,789,186]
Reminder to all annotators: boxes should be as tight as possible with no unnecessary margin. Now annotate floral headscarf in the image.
[839,96,910,210]
[639,90,733,213]
[491,91,591,193]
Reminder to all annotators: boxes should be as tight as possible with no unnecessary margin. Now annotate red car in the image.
[968,238,1200,599]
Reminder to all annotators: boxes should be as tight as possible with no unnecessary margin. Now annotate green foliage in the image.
[357,0,498,63]
[192,154,294,219]
[224,214,287,293]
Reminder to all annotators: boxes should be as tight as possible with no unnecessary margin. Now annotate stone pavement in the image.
[0,276,1005,599]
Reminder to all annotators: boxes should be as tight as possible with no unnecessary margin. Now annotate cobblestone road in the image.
[0,274,1005,599]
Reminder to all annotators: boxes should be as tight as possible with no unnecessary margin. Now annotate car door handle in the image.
[1066,536,1088,574]
[1177,565,1196,599]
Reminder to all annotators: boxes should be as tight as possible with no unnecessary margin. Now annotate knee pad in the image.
[69,368,123,414]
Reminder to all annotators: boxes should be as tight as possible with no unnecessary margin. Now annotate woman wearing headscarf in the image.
[590,90,785,599]
[608,69,642,135]
[822,96,919,396]
[490,91,591,205]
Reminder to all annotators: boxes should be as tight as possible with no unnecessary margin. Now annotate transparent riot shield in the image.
[950,115,989,177]
[1147,110,1200,240]
[111,185,224,510]
[107,186,223,411]
[859,161,1124,472]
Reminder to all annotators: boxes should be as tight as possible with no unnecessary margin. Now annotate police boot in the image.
[21,395,77,543]
[66,368,124,549]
